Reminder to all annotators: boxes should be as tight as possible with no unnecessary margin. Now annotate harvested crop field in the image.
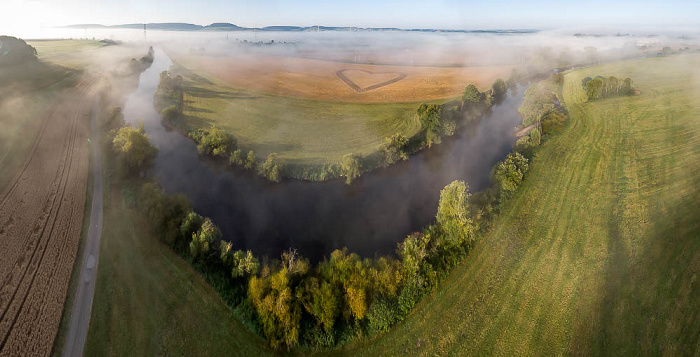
[170,52,516,102]
[0,80,94,356]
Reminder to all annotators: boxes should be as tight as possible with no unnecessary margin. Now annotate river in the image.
[123,49,526,262]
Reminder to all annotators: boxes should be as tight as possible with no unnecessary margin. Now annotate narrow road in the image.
[62,97,103,357]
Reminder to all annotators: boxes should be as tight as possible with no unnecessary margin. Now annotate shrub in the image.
[541,109,568,134]
[365,297,399,335]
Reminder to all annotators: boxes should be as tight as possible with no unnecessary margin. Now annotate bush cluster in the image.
[189,126,237,158]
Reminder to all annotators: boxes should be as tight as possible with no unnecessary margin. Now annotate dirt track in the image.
[335,69,407,93]
[0,80,94,356]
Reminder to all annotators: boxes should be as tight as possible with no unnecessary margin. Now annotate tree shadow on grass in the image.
[180,114,216,130]
[186,86,263,101]
[569,181,700,355]
[185,106,213,114]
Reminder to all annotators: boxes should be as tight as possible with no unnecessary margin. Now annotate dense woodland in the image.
[105,71,572,350]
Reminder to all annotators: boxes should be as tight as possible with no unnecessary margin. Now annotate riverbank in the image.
[101,50,558,351]
[153,59,510,182]
[336,51,700,356]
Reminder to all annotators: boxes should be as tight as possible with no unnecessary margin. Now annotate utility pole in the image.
[143,23,147,42]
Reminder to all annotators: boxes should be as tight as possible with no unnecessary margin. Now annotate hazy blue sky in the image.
[4,0,700,31]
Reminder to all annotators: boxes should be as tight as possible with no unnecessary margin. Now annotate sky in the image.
[3,0,700,32]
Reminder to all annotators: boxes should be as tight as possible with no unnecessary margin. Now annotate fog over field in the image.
[3,0,700,352]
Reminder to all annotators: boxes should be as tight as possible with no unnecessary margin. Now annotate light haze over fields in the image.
[3,0,700,38]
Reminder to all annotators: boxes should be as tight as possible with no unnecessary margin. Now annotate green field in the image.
[330,53,700,355]
[85,184,270,355]
[169,64,445,167]
[28,40,107,68]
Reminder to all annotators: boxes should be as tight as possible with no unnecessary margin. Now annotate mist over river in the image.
[123,48,526,262]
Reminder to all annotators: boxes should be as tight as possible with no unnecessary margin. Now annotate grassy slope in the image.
[85,184,271,356]
[170,63,446,166]
[331,54,700,355]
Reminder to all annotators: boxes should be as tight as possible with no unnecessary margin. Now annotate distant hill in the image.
[204,23,245,31]
[64,22,539,34]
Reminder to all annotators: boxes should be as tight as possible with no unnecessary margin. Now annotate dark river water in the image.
[123,49,526,262]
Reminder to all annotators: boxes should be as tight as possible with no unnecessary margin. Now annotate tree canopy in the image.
[436,180,478,247]
[341,153,362,184]
[112,123,158,176]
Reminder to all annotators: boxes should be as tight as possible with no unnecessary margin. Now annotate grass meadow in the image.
[84,184,271,355]
[331,53,700,355]
[168,63,448,167]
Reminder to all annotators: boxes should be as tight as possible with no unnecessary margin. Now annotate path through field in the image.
[62,98,103,357]
[0,80,94,356]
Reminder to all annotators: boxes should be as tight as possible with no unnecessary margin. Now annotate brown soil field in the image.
[0,80,94,356]
[171,53,518,103]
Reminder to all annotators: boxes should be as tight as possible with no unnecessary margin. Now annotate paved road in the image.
[62,98,103,357]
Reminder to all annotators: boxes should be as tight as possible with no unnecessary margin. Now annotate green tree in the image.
[112,122,158,177]
[104,107,125,130]
[180,211,204,245]
[229,148,244,165]
[493,152,529,205]
[621,77,634,95]
[436,181,478,247]
[195,126,236,157]
[245,150,256,170]
[341,153,362,184]
[491,79,507,99]
[249,251,308,349]
[396,232,437,315]
[382,133,409,166]
[138,182,191,246]
[259,153,283,182]
[297,277,339,333]
[189,218,221,260]
[417,103,443,147]
[221,243,260,278]
[462,84,483,107]
[585,77,604,101]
